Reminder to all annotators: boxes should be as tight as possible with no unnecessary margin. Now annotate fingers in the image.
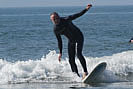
[86,4,92,10]
[58,53,62,62]
[88,4,92,7]
[58,56,61,62]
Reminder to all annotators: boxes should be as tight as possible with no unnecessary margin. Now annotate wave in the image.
[0,50,133,84]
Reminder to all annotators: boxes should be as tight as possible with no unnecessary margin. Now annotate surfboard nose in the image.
[82,62,107,84]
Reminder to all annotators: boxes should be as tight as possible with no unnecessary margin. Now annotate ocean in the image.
[0,5,133,89]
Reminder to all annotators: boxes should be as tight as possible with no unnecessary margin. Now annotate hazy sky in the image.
[0,0,133,7]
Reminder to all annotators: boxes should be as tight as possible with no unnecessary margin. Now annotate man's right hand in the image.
[86,4,92,10]
[58,53,62,62]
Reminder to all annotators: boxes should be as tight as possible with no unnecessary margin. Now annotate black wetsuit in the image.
[54,9,88,76]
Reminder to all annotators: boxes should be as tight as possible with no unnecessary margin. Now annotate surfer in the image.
[129,37,133,43]
[50,4,92,79]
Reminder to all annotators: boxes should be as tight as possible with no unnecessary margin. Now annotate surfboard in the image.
[82,62,107,84]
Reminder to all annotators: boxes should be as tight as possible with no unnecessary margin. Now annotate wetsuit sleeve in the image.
[54,31,62,54]
[66,9,88,21]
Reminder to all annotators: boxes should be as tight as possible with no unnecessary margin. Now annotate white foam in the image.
[0,50,133,84]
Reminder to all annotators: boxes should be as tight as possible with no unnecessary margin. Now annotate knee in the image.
[69,59,75,64]
[77,52,83,59]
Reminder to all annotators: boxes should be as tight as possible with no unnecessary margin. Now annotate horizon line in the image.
[0,4,133,8]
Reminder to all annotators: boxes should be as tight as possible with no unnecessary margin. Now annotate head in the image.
[129,40,133,43]
[129,38,133,43]
[50,12,60,25]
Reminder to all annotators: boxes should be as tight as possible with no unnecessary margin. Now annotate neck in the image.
[54,19,60,25]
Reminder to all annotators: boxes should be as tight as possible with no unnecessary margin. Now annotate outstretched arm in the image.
[66,4,92,21]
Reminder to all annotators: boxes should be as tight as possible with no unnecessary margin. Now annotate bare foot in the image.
[82,72,88,80]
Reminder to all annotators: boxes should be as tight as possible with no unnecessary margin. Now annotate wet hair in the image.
[50,12,59,16]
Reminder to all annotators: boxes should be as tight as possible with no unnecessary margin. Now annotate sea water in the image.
[0,6,133,89]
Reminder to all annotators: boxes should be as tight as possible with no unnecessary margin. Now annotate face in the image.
[50,14,60,24]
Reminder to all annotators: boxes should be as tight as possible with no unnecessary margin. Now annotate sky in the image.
[0,0,133,7]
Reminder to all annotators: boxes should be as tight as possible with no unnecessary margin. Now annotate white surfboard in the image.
[82,62,107,84]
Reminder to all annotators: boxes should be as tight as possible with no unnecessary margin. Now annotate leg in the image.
[68,42,80,76]
[77,41,88,73]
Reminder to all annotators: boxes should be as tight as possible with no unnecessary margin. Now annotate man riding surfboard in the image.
[50,4,92,79]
